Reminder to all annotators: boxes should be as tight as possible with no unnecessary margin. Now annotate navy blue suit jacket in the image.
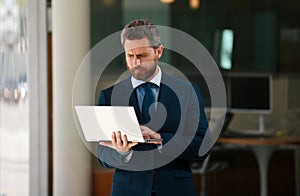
[97,73,210,196]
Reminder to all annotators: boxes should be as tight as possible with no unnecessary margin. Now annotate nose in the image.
[133,56,141,66]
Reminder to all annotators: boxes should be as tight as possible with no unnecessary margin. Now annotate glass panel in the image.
[0,0,29,195]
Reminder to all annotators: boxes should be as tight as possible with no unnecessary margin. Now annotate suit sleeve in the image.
[160,83,212,161]
[97,90,131,169]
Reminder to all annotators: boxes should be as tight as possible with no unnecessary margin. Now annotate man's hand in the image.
[140,125,162,145]
[99,131,138,153]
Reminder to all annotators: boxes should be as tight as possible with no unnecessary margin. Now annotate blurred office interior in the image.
[1,0,300,195]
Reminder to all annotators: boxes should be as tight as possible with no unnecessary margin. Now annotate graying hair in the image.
[120,19,161,48]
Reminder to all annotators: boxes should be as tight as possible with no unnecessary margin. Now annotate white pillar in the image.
[52,0,91,195]
[27,0,49,195]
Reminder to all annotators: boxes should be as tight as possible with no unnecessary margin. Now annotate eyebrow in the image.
[126,51,150,56]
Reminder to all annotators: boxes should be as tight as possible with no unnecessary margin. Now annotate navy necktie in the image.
[141,82,155,124]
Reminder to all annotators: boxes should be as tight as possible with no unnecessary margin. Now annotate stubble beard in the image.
[130,63,157,81]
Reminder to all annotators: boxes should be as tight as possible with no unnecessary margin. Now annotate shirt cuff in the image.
[118,149,133,163]
[157,144,162,153]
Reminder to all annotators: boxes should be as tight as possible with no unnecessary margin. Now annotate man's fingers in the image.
[111,132,116,144]
[100,131,139,152]
[128,142,138,149]
[116,131,123,146]
[99,141,112,147]
[150,140,162,145]
[140,125,157,136]
[122,134,128,147]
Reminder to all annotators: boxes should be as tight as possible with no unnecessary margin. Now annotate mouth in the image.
[132,66,143,72]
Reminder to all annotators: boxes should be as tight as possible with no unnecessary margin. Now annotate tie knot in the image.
[140,82,156,91]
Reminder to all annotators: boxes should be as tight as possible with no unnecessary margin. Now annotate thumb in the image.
[128,142,138,149]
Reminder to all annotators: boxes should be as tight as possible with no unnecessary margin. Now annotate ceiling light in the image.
[160,0,175,4]
[189,0,200,9]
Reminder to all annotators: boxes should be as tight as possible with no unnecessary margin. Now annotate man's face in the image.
[124,37,163,82]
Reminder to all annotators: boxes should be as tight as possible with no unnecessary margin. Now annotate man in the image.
[98,19,210,196]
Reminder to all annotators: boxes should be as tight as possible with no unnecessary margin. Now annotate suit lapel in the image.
[129,89,143,121]
[158,74,175,107]
[119,79,142,123]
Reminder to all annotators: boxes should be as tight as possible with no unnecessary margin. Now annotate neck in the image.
[144,65,159,82]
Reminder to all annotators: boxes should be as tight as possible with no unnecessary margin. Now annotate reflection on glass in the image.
[0,52,27,104]
[220,29,234,70]
[0,0,29,195]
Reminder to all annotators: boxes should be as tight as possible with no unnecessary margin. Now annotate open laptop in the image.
[74,106,162,143]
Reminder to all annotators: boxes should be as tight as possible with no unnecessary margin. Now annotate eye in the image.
[127,54,134,58]
[137,54,147,58]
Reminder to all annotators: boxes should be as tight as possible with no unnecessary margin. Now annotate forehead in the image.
[124,37,152,52]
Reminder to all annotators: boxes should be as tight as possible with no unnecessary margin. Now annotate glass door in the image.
[0,0,29,195]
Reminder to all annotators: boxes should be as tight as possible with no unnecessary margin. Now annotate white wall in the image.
[52,0,91,195]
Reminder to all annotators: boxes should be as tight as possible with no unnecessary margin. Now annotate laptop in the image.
[74,106,162,143]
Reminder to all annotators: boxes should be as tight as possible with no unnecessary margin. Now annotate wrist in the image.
[117,149,133,163]
[117,148,131,153]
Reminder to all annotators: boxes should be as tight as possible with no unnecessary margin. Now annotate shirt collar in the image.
[131,66,162,89]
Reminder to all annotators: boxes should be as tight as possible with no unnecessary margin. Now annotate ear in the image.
[155,45,164,59]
